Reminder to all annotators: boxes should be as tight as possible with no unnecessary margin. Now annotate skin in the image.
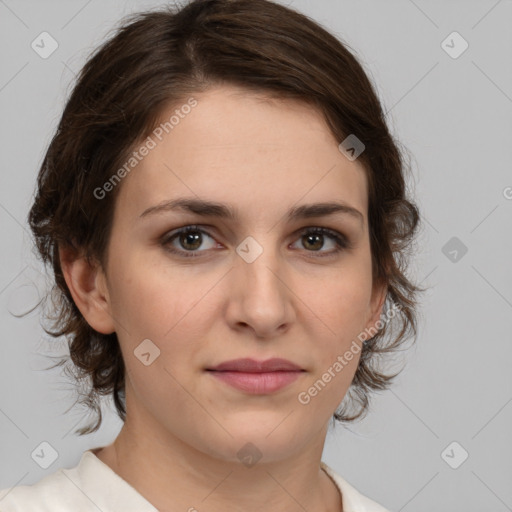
[60,84,387,512]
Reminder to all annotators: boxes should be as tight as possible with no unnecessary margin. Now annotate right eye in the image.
[160,225,220,257]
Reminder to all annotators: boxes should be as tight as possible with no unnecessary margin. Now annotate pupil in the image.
[305,234,322,250]
[182,232,201,250]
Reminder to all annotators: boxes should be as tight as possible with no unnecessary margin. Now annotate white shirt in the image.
[0,449,391,511]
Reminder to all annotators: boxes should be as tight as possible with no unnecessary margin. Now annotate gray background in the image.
[1,1,511,511]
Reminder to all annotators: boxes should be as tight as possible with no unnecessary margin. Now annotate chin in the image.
[199,420,310,465]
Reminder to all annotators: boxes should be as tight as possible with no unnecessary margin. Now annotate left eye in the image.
[161,225,350,258]
[290,228,349,255]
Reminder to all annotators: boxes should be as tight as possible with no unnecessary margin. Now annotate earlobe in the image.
[59,245,116,334]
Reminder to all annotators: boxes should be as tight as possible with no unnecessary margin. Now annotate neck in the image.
[94,418,343,512]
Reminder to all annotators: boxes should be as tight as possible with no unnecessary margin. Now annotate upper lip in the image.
[206,358,304,372]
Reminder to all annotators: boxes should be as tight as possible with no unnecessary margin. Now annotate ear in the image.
[59,245,116,334]
[362,278,388,338]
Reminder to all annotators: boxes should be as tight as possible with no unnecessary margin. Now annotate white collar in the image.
[1,449,389,512]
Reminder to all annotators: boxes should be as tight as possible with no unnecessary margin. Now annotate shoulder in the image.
[321,461,393,512]
[0,454,95,512]
[0,449,158,512]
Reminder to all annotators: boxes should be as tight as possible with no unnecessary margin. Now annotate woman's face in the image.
[94,84,386,463]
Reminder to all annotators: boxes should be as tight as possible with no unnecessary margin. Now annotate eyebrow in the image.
[139,198,364,226]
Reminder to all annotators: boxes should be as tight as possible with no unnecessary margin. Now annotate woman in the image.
[0,0,422,510]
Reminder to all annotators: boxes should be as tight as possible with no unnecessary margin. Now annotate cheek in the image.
[298,262,372,395]
[305,264,373,336]
[107,254,208,339]
[106,257,218,395]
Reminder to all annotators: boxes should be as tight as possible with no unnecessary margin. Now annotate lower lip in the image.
[207,370,303,394]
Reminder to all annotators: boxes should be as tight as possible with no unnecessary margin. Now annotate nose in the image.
[225,243,295,339]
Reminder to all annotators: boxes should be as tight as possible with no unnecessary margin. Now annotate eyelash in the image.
[160,224,352,259]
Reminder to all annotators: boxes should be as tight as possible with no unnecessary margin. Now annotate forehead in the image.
[115,84,368,224]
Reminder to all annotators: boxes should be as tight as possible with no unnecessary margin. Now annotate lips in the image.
[206,358,303,373]
[205,358,305,394]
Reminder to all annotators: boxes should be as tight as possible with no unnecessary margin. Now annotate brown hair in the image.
[28,0,424,435]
